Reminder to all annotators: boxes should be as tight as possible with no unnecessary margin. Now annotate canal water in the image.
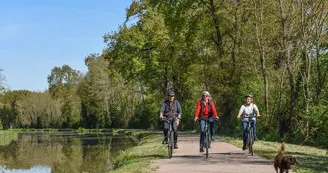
[0,131,136,173]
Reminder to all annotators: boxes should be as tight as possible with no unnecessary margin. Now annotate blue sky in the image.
[0,0,132,91]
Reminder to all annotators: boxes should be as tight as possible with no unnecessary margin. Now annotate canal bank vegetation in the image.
[1,0,328,152]
[111,134,166,173]
[220,136,328,173]
[0,130,18,146]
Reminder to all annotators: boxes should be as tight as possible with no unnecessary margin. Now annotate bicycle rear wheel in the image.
[168,130,174,158]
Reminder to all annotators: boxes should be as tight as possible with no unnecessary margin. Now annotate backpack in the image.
[242,103,256,118]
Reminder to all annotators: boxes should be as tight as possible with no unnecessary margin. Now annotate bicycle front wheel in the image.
[248,128,254,156]
[205,130,209,158]
[168,130,174,158]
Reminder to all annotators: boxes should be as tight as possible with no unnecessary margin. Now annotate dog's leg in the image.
[280,168,284,173]
[274,166,278,173]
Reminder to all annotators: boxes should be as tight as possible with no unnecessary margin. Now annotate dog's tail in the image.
[279,141,286,154]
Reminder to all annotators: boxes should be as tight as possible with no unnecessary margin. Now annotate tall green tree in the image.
[48,65,82,128]
[17,91,61,128]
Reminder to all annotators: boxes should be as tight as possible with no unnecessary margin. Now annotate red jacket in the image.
[194,100,218,119]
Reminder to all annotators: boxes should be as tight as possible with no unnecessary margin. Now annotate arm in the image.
[176,101,182,119]
[211,102,219,118]
[159,103,165,119]
[254,104,260,117]
[194,102,201,121]
[237,105,244,119]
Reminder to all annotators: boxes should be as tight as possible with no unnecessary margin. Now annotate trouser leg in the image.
[199,120,206,147]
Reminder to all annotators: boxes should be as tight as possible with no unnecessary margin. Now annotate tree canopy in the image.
[1,0,328,147]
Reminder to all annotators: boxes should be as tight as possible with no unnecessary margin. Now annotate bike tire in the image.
[248,128,254,156]
[168,130,174,158]
[205,130,209,158]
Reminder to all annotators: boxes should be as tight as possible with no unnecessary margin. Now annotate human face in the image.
[168,95,175,102]
[202,94,209,101]
[245,97,252,104]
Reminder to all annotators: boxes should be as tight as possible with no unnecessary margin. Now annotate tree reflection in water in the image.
[0,131,136,173]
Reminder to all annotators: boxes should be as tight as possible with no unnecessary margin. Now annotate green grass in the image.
[0,130,19,146]
[110,134,166,173]
[219,136,328,173]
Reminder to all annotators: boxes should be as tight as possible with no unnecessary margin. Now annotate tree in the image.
[17,91,61,128]
[48,65,82,128]
[0,90,31,129]
[0,68,6,93]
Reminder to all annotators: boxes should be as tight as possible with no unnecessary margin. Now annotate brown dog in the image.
[274,142,299,173]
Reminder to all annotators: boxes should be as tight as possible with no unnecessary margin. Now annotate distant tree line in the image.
[1,0,328,147]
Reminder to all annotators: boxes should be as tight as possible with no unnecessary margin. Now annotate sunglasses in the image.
[202,95,209,97]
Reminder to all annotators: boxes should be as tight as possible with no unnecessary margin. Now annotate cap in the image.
[167,90,175,96]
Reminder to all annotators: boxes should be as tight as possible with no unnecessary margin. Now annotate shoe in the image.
[254,136,259,141]
[200,147,204,152]
[162,138,168,144]
[242,145,247,151]
[174,143,178,149]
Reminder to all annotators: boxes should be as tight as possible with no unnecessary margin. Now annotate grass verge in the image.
[0,130,19,146]
[219,136,328,173]
[110,133,166,173]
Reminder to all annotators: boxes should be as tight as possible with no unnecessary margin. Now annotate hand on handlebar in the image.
[194,117,199,122]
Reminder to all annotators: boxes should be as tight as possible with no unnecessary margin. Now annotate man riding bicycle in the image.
[237,94,260,150]
[160,90,182,149]
[194,91,219,152]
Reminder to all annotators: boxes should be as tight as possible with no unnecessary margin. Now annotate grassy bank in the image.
[110,133,166,173]
[219,136,328,173]
[0,130,19,146]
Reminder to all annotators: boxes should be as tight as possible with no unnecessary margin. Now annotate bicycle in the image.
[244,115,256,156]
[201,117,219,158]
[163,117,175,158]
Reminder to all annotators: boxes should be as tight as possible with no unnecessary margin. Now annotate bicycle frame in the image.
[244,117,255,156]
[201,117,217,158]
[163,117,175,158]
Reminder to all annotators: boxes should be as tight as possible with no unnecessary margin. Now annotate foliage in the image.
[1,0,328,149]
[111,134,166,173]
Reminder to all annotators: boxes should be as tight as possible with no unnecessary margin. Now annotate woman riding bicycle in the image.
[194,91,219,152]
[237,94,260,151]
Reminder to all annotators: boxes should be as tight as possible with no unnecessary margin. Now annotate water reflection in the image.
[0,132,136,173]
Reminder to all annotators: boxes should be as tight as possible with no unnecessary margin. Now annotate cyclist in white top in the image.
[237,94,260,150]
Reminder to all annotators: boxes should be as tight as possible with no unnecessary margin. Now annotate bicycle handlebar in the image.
[243,116,257,122]
[161,117,180,123]
[197,117,219,122]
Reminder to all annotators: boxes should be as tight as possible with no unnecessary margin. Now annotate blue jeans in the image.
[199,118,215,148]
[242,120,257,146]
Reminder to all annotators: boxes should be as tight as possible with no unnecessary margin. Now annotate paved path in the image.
[152,134,280,173]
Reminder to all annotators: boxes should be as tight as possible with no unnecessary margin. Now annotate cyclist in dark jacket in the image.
[160,90,182,149]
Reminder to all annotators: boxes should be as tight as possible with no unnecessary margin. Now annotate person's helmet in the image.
[167,90,175,96]
[245,94,253,98]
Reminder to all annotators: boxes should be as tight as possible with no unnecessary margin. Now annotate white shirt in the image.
[238,103,259,120]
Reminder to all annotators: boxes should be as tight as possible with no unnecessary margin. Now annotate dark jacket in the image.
[160,99,182,118]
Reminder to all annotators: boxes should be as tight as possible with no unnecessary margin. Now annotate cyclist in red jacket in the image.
[194,91,219,152]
